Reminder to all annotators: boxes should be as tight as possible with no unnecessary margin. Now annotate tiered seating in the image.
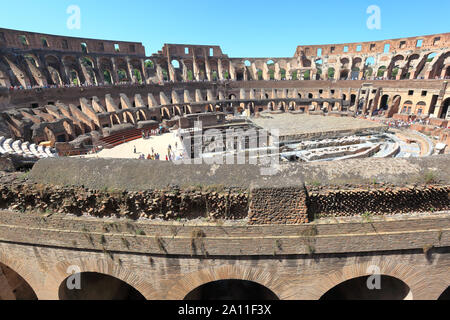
[21,142,36,158]
[0,137,6,155]
[45,147,56,157]
[29,144,41,158]
[99,128,142,149]
[12,140,23,155]
[0,136,58,159]
[37,146,49,158]
[3,139,14,153]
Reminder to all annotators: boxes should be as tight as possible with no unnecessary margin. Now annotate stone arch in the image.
[267,101,276,111]
[388,55,405,79]
[117,68,129,83]
[302,260,437,300]
[402,100,413,114]
[319,275,411,300]
[122,111,135,124]
[166,265,287,300]
[184,279,279,300]
[415,101,427,115]
[42,258,156,300]
[0,252,38,300]
[288,101,296,111]
[184,105,192,115]
[429,51,450,79]
[161,107,171,120]
[136,110,147,121]
[58,272,146,300]
[111,114,121,125]
[173,106,182,117]
[63,55,85,84]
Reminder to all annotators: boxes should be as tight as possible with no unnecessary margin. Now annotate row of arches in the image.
[2,261,449,300]
[0,53,146,88]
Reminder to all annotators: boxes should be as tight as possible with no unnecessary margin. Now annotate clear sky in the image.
[0,0,449,57]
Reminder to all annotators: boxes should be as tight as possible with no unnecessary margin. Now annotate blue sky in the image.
[0,0,449,57]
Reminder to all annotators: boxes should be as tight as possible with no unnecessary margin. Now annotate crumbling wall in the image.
[0,177,248,220]
[249,186,309,224]
[307,185,450,218]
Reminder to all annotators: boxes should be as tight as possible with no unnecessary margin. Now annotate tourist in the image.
[133,146,137,154]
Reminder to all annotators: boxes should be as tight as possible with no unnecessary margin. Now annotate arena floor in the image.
[251,114,386,137]
[82,132,185,160]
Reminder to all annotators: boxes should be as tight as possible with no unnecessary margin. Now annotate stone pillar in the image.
[141,59,148,82]
[218,59,224,80]
[126,58,136,84]
[111,58,120,84]
[204,56,212,81]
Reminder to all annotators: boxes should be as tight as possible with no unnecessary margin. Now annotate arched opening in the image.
[58,272,145,300]
[117,69,128,83]
[440,98,450,119]
[320,275,411,300]
[340,70,349,80]
[184,280,279,300]
[145,59,154,69]
[438,287,450,300]
[415,101,426,115]
[380,95,389,110]
[280,68,287,80]
[351,67,360,80]
[350,94,356,107]
[171,60,180,69]
[103,70,113,84]
[377,66,387,78]
[315,59,323,80]
[0,262,37,300]
[69,70,80,85]
[402,101,413,114]
[244,60,251,67]
[133,68,143,84]
[267,60,275,80]
[302,70,310,80]
[327,67,335,79]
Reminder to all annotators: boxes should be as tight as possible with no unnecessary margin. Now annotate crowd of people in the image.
[8,81,144,91]
[141,127,164,139]
[7,74,450,92]
[134,142,184,162]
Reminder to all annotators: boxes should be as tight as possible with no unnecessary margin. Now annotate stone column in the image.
[111,58,120,84]
[218,59,224,80]
[126,58,137,84]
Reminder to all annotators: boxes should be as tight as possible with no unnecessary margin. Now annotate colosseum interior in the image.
[0,26,449,302]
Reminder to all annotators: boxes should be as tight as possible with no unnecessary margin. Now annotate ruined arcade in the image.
[0,3,449,302]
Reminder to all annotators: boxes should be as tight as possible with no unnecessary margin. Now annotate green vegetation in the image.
[362,211,373,223]
[423,170,438,184]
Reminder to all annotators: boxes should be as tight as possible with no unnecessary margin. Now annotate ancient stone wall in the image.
[308,185,450,218]
[0,155,441,224]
